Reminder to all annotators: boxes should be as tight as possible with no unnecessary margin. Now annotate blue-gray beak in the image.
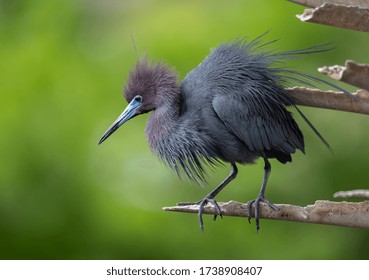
[98,97,142,145]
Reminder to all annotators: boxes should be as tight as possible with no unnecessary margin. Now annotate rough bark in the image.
[288,0,369,9]
[318,60,369,91]
[287,87,369,115]
[296,3,369,32]
[163,200,369,229]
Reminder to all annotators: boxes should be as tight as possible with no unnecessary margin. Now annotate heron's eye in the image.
[134,95,143,103]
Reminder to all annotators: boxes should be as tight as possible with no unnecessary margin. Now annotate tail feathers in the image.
[294,105,333,154]
[268,41,354,98]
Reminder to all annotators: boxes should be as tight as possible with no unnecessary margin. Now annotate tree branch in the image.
[318,60,369,91]
[286,87,369,115]
[295,3,369,32]
[288,0,369,9]
[163,200,369,229]
[334,189,369,199]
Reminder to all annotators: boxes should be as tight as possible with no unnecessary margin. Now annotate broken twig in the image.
[318,60,369,91]
[334,189,369,199]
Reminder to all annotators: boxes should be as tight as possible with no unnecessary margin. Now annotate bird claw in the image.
[177,196,222,232]
[246,196,278,233]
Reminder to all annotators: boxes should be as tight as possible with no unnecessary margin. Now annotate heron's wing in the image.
[212,92,304,156]
[181,39,331,158]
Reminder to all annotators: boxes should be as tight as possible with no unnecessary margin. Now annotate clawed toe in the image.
[246,196,278,232]
[177,197,222,232]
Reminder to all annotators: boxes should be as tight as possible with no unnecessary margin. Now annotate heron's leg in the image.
[246,157,278,232]
[178,163,238,232]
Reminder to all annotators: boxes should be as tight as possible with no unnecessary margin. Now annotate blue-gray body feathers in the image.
[145,40,307,182]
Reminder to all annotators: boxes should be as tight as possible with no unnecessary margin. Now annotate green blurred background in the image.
[1,0,368,259]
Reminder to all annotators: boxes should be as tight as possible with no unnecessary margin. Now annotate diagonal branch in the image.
[295,3,369,32]
[288,0,369,9]
[286,87,369,115]
[163,200,369,229]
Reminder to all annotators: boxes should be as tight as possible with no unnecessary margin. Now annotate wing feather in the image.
[212,93,304,158]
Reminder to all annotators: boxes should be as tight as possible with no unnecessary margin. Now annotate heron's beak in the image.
[98,98,142,145]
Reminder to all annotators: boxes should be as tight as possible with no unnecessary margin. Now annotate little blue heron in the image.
[99,36,339,232]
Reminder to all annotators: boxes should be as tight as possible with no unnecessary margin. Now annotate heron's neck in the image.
[145,90,181,150]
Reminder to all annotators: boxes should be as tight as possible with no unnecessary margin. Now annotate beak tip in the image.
[98,137,106,145]
[98,98,141,146]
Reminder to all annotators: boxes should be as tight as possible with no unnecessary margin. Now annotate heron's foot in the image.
[177,196,222,232]
[246,196,278,233]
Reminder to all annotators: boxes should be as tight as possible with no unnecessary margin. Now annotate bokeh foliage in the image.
[0,0,368,259]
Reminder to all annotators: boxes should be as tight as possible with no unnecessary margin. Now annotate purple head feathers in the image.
[123,57,180,114]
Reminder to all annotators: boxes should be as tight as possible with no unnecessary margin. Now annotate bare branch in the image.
[318,60,369,91]
[288,0,369,9]
[334,189,369,199]
[163,200,369,229]
[296,3,369,32]
[286,87,369,115]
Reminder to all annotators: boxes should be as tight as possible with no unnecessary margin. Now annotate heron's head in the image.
[98,57,178,145]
